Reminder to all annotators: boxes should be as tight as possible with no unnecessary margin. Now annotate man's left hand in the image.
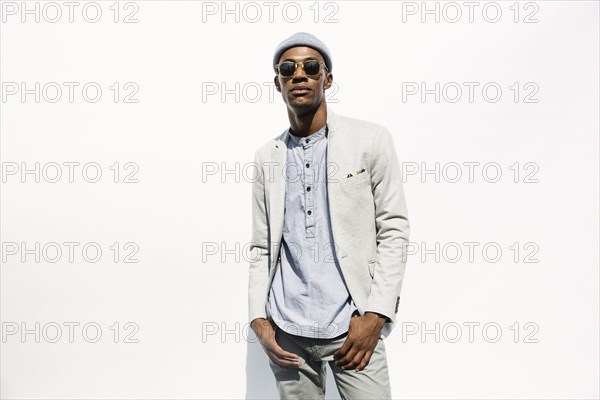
[333,312,386,372]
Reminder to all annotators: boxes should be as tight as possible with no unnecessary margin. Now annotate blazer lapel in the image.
[268,130,287,267]
[323,106,348,260]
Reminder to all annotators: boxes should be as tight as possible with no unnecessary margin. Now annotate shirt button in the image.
[307,210,312,215]
[306,163,310,168]
[306,139,310,143]
[306,187,311,192]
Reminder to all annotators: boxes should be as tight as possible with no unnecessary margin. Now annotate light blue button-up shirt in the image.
[267,123,357,339]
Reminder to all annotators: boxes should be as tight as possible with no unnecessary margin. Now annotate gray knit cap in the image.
[272,32,333,73]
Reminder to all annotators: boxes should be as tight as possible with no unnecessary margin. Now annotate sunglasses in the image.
[275,60,328,78]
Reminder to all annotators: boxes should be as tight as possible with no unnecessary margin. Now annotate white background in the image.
[1,1,598,399]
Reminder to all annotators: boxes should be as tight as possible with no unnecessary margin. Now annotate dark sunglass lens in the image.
[279,63,295,76]
[304,61,320,75]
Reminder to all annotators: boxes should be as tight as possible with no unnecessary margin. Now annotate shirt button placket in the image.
[304,138,315,239]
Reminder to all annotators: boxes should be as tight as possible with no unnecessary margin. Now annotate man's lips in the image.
[290,87,311,95]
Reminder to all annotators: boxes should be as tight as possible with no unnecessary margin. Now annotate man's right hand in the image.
[251,318,302,369]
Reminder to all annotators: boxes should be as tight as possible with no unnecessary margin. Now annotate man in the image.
[248,32,410,399]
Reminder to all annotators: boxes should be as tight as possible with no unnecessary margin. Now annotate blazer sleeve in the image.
[365,126,410,320]
[248,150,271,323]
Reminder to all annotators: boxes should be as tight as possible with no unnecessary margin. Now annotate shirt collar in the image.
[288,123,328,146]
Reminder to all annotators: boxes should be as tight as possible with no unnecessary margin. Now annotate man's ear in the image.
[323,73,333,90]
[274,76,281,93]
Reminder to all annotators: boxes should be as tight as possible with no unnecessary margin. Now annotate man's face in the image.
[274,46,333,112]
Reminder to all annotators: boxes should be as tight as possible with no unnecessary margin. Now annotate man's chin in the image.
[286,98,318,110]
[287,102,318,114]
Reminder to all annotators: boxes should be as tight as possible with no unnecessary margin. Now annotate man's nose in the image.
[292,65,308,81]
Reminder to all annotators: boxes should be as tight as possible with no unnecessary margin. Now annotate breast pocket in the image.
[340,171,370,188]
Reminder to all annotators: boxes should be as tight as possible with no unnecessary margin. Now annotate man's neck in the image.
[287,102,327,137]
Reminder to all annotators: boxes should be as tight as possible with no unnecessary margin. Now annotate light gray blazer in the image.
[248,105,410,338]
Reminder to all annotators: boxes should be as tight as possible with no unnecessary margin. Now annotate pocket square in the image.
[346,168,365,178]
